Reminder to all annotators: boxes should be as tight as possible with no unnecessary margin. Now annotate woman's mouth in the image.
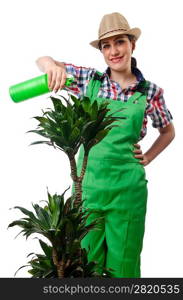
[110,56,123,63]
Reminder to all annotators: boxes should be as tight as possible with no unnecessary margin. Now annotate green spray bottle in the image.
[9,74,74,103]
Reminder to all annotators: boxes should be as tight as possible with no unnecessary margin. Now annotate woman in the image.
[36,12,175,278]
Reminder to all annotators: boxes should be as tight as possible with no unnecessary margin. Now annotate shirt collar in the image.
[103,66,145,82]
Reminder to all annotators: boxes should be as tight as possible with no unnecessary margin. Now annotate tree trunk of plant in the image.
[69,154,89,208]
[52,248,65,278]
[58,260,65,278]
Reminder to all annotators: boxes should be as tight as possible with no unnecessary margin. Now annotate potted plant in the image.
[8,93,125,278]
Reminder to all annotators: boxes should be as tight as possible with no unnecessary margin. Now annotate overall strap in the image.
[86,71,103,101]
[128,91,143,103]
[128,79,149,104]
[136,79,149,96]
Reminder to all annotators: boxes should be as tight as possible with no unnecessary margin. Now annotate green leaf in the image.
[39,240,52,257]
[9,206,38,222]
[29,141,51,146]
[69,127,80,143]
[14,264,30,277]
[33,204,51,229]
[95,129,109,143]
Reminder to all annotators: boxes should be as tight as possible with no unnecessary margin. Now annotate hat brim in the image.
[90,28,141,49]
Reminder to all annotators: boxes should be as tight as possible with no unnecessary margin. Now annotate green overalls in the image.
[72,72,148,278]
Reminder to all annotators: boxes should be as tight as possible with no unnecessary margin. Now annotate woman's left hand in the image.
[133,143,149,166]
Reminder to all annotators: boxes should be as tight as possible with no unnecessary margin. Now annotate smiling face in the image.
[100,34,135,73]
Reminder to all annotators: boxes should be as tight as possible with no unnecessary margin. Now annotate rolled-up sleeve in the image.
[146,83,173,128]
[63,63,96,98]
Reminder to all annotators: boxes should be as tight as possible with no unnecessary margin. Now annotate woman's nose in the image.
[110,45,120,56]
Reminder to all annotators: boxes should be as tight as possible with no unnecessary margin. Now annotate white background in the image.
[0,0,182,277]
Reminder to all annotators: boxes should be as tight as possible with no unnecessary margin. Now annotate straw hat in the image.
[90,12,141,49]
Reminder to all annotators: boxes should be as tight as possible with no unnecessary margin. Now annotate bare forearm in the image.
[36,56,56,72]
[144,130,175,163]
[36,56,65,71]
[35,56,66,91]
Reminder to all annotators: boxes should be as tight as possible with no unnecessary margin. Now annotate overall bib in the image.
[72,73,148,278]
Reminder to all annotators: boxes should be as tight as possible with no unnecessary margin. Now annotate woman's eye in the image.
[102,44,110,49]
[117,39,125,44]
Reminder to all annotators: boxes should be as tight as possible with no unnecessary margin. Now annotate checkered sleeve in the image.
[63,63,96,98]
[146,81,173,128]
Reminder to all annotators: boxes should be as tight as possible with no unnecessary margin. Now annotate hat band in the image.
[99,28,128,39]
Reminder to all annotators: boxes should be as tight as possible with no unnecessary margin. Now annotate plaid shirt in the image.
[63,63,173,140]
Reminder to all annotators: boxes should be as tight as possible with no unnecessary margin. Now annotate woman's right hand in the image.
[36,56,67,92]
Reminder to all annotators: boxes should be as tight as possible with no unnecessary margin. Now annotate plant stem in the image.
[52,248,58,266]
[52,248,65,278]
[69,139,99,210]
[58,260,65,278]
[69,156,78,182]
[65,258,71,269]
[79,154,88,183]
[69,155,88,207]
